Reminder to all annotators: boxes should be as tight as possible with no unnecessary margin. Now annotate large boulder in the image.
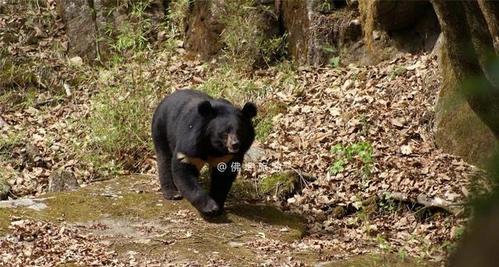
[47,169,79,192]
[358,0,440,61]
[183,0,225,59]
[478,0,499,51]
[183,0,362,66]
[56,0,98,60]
[56,0,167,61]
[183,0,280,65]
[434,39,498,166]
[280,0,363,65]
[432,1,499,167]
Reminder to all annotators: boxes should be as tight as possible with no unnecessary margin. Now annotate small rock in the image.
[68,56,83,67]
[0,116,8,128]
[0,179,11,200]
[63,83,72,97]
[25,143,41,164]
[228,241,244,248]
[48,169,79,192]
[0,198,47,211]
[244,145,265,163]
[350,19,360,26]
[341,79,353,91]
[331,206,347,219]
[279,227,289,232]
[400,145,413,155]
[346,0,358,7]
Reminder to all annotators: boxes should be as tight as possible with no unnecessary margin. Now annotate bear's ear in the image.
[198,101,214,118]
[242,102,257,118]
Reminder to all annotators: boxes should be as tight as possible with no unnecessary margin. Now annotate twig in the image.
[381,191,464,215]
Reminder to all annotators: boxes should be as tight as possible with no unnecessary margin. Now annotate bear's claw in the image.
[200,198,221,217]
[163,190,183,200]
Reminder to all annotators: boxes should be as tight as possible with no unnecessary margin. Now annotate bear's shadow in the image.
[206,204,305,232]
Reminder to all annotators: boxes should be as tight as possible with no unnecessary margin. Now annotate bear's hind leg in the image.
[156,148,182,200]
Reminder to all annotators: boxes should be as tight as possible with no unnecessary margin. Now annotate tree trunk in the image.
[432,0,499,140]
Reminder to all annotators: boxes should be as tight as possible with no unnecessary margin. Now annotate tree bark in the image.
[478,0,499,52]
[432,0,499,140]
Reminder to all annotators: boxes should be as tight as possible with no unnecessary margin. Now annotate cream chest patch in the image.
[177,153,234,171]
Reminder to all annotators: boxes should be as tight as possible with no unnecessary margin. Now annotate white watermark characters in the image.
[215,161,285,173]
[216,162,228,172]
[231,162,241,172]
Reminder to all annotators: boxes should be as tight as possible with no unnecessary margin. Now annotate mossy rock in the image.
[260,171,300,199]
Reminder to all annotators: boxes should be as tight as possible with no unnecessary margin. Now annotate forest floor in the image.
[0,2,491,266]
[0,175,434,266]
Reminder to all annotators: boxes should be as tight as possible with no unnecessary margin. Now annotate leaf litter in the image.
[0,1,490,265]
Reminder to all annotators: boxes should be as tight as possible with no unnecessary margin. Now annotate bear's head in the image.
[198,100,257,155]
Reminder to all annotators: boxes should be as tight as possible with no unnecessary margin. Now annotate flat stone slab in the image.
[0,198,48,211]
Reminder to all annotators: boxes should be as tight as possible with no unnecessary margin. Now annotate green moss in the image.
[390,66,407,78]
[229,178,260,201]
[323,254,433,267]
[38,180,177,222]
[0,176,179,232]
[259,171,299,199]
[0,209,11,234]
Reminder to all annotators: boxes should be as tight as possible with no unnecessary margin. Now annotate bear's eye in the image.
[219,132,228,139]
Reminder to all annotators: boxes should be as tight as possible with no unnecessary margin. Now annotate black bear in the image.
[151,89,257,216]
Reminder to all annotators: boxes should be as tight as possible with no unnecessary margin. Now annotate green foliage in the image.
[329,56,341,68]
[378,192,398,213]
[329,141,374,178]
[80,65,164,175]
[109,1,153,55]
[0,130,23,163]
[114,23,149,52]
[318,0,332,12]
[166,0,191,37]
[217,0,286,68]
[323,45,340,68]
[0,60,35,89]
[198,65,263,102]
[261,34,288,66]
[374,234,392,252]
[255,100,287,141]
[255,117,273,141]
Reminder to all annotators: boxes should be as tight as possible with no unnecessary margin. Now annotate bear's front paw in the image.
[163,189,183,200]
[200,198,221,217]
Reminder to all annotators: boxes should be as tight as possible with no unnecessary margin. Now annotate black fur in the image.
[151,89,256,216]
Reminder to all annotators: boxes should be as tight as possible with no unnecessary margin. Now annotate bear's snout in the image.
[227,133,240,153]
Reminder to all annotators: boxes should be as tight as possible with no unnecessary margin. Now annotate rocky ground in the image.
[0,175,433,266]
[0,1,490,266]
